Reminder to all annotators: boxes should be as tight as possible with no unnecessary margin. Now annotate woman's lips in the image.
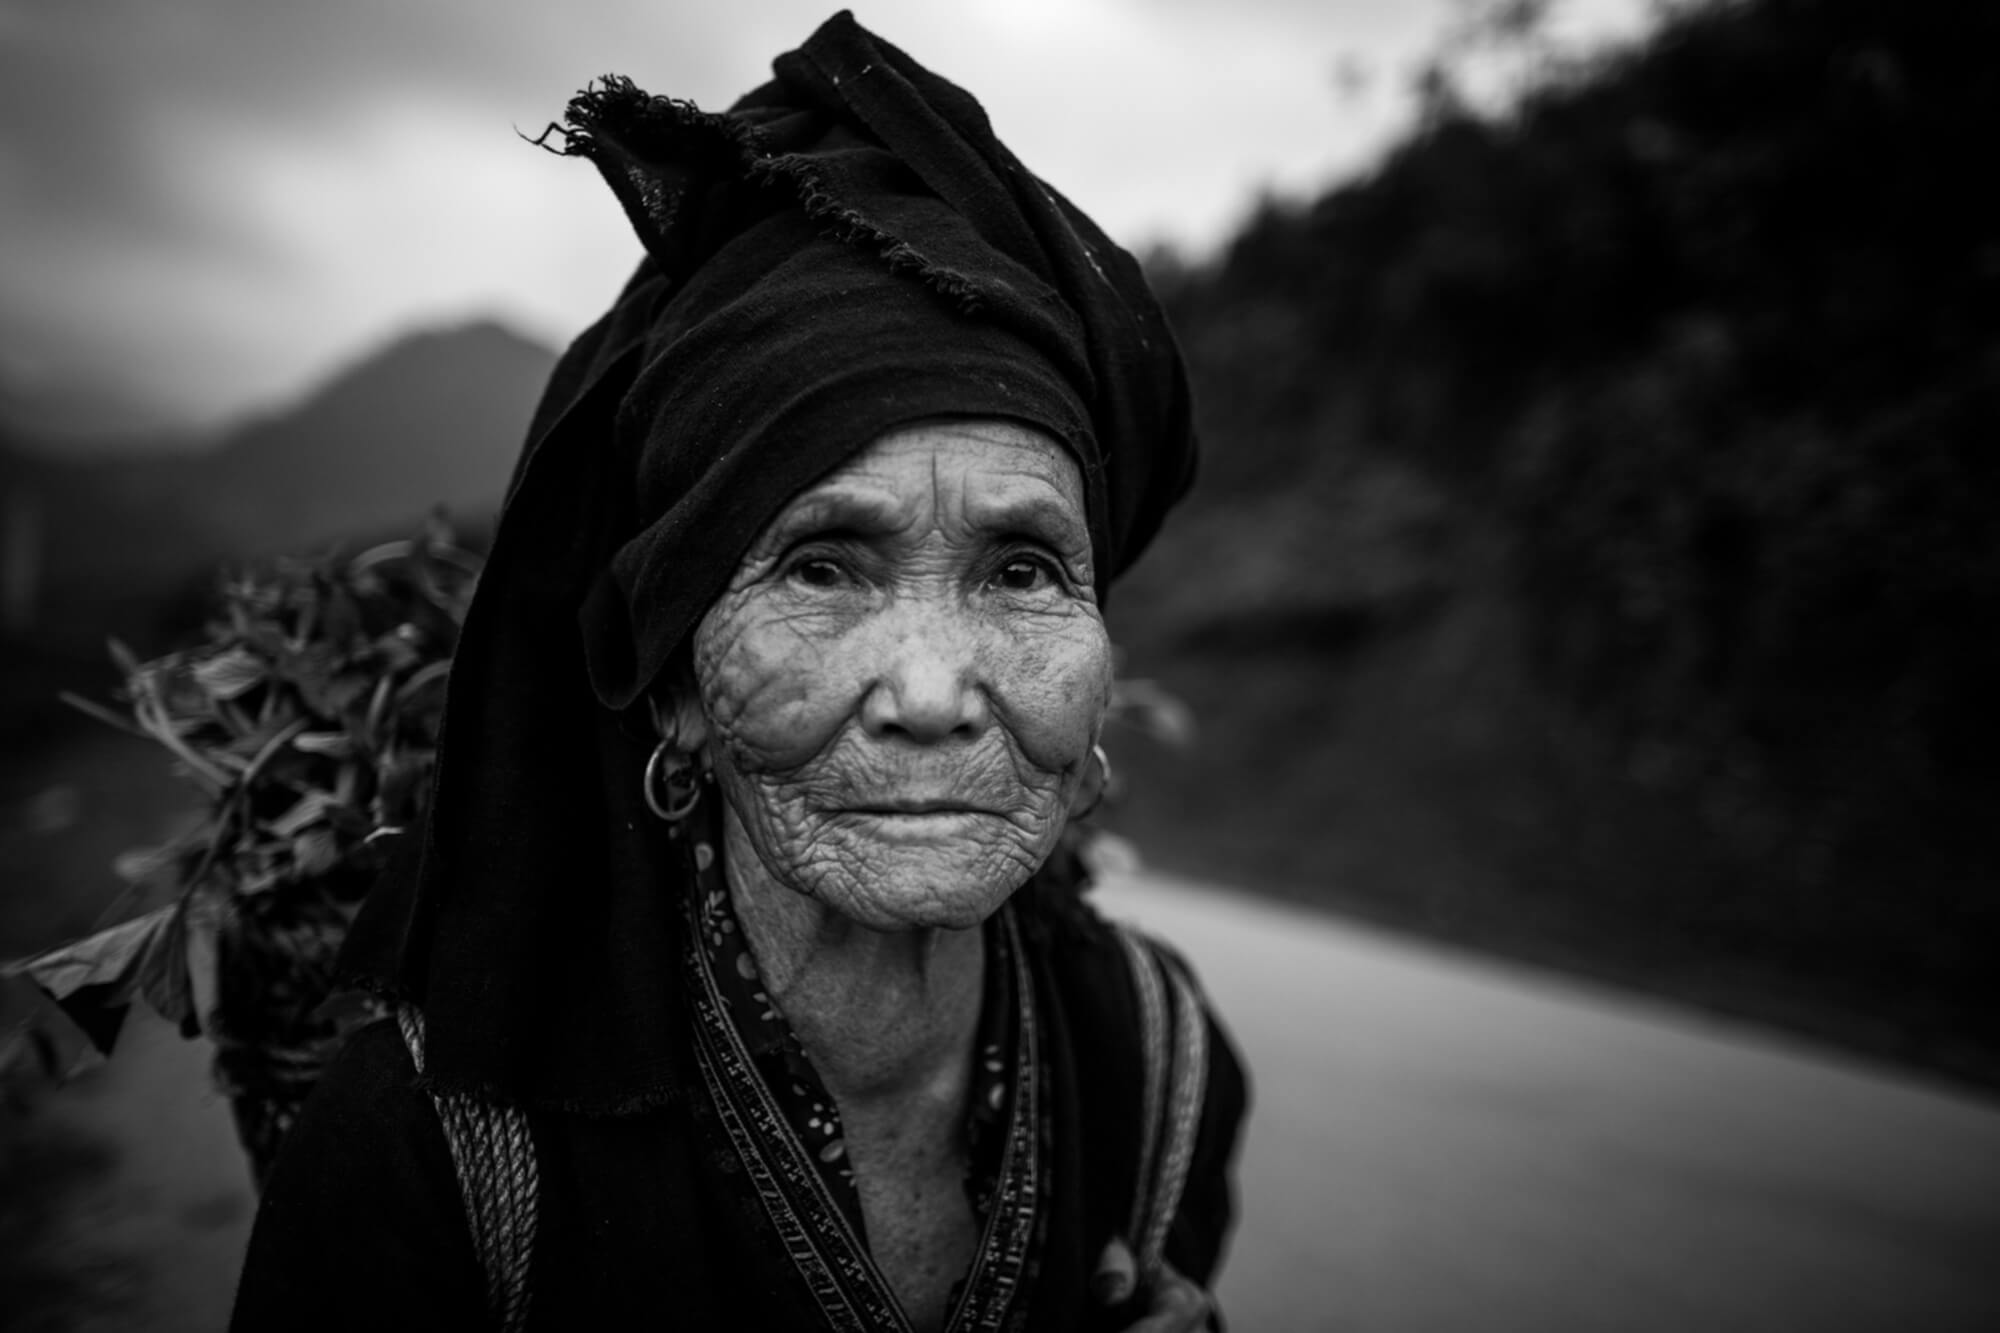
[846,799,992,815]
[834,801,1003,841]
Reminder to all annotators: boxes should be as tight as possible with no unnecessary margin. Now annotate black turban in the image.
[340,10,1199,1111]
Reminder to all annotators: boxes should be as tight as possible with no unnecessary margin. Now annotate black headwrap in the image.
[340,10,1198,1112]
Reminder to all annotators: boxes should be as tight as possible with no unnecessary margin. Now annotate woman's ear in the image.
[647,648,711,758]
[646,687,709,752]
[675,690,711,757]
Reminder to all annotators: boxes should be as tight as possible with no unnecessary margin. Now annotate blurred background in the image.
[4,0,1999,1329]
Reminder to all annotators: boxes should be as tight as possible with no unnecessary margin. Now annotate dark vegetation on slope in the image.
[1103,0,2000,1088]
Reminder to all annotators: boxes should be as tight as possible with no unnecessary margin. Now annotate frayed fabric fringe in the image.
[547,77,986,315]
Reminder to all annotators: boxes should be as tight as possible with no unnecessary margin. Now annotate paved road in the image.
[13,873,2000,1331]
[1094,872,2000,1332]
[7,997,254,1332]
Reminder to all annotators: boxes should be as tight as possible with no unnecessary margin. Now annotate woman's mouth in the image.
[847,798,990,816]
[835,800,1003,841]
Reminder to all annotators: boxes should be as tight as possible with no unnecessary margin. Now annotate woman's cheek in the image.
[694,596,856,772]
[992,609,1113,774]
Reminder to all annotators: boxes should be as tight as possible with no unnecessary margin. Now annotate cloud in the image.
[0,0,1651,439]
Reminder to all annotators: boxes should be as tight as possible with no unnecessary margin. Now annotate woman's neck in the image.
[719,806,986,1107]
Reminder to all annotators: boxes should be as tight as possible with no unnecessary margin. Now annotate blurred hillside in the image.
[1104,0,2000,1086]
[0,322,553,745]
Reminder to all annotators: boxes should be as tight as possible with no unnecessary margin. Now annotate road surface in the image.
[1094,872,2000,1332]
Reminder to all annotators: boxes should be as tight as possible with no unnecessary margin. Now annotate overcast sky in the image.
[0,0,1652,445]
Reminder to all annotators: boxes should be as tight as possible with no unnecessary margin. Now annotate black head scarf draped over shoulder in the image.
[339,10,1199,1112]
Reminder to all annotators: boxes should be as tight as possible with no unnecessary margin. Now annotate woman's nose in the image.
[859,612,990,744]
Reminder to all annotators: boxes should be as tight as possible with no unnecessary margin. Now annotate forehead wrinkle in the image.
[932,442,952,533]
[965,489,1090,550]
[763,479,922,546]
[755,420,1088,558]
[953,441,1088,545]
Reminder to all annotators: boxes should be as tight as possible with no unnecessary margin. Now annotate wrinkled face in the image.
[691,418,1112,931]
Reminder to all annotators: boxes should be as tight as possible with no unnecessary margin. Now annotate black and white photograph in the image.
[2,2,1996,1329]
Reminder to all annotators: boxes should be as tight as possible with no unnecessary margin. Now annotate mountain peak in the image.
[198,319,561,552]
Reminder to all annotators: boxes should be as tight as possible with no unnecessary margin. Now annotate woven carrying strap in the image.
[397,1008,540,1332]
[1111,924,1212,1289]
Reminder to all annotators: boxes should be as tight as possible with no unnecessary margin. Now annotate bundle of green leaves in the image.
[3,519,479,1085]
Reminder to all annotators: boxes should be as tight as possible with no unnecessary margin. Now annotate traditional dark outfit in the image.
[231,12,1244,1331]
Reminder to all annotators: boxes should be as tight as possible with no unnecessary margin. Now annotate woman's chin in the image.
[798,836,1042,933]
[844,897,997,933]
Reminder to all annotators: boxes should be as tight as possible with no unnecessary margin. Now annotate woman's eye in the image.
[991,557,1058,593]
[788,556,849,589]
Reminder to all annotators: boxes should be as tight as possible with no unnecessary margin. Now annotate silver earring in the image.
[643,740,702,823]
[1074,743,1112,821]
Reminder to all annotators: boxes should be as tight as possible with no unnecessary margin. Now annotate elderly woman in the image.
[231,13,1245,1332]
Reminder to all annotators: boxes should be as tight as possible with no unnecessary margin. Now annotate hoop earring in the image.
[643,740,702,823]
[1074,743,1113,821]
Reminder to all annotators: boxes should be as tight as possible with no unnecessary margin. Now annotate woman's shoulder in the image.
[1043,884,1247,1117]
[1018,848,1229,1031]
[1016,859,1250,1290]
[231,1016,487,1330]
[244,1013,459,1222]
[315,1013,422,1095]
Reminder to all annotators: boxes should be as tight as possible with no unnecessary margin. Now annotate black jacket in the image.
[231,886,1247,1332]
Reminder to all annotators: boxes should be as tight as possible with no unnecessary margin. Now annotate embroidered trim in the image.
[398,1008,540,1332]
[945,908,1042,1331]
[686,897,1045,1332]
[1113,926,1169,1249]
[687,929,891,1331]
[1140,948,1210,1279]
[1109,927,1212,1292]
